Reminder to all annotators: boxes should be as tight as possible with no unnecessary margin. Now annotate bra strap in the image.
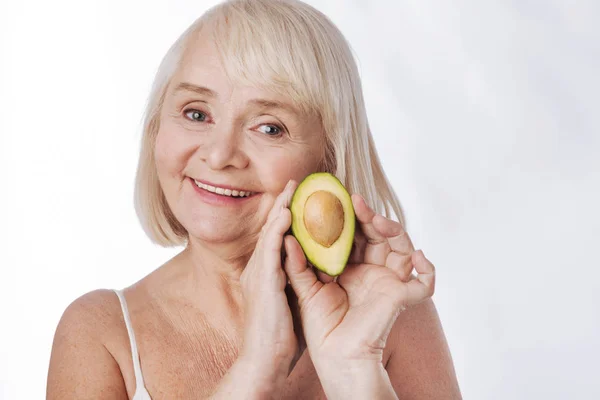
[113,289,146,390]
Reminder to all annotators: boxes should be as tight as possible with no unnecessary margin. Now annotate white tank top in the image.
[113,289,152,400]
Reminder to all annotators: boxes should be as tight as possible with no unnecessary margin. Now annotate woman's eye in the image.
[184,109,207,122]
[258,124,283,136]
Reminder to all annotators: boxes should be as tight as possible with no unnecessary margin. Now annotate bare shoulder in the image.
[385,298,462,399]
[47,289,129,400]
[61,289,122,325]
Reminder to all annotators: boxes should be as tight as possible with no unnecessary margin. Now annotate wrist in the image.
[209,356,289,400]
[237,355,290,396]
[313,359,397,400]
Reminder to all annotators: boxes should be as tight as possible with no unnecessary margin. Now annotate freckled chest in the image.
[128,300,326,399]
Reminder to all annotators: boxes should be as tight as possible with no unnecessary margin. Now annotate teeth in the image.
[194,180,253,198]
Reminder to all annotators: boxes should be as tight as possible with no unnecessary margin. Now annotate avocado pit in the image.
[303,190,344,247]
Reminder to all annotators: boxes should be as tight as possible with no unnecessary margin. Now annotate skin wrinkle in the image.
[174,82,303,119]
[167,84,320,149]
[150,294,240,397]
[187,323,237,395]
[172,91,295,127]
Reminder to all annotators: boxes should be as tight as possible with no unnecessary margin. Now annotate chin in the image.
[184,217,255,245]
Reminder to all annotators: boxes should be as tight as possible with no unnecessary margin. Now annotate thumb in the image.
[284,235,321,307]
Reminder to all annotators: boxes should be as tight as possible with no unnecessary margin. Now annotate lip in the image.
[189,177,259,206]
[191,177,255,193]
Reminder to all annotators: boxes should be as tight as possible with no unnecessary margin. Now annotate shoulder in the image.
[385,298,462,398]
[47,289,130,399]
[54,289,123,340]
[49,288,128,366]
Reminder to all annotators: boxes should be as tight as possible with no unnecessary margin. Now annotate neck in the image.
[172,233,260,312]
[184,236,255,283]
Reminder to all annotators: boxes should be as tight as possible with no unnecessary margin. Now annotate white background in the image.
[1,0,599,399]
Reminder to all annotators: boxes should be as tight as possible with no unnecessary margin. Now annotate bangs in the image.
[201,1,327,118]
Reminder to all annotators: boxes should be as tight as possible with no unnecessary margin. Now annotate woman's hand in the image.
[229,180,300,396]
[283,194,436,381]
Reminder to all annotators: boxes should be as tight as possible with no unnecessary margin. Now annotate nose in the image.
[205,123,249,171]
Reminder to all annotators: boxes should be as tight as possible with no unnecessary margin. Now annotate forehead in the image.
[173,36,229,94]
[173,38,280,104]
[169,28,316,117]
[178,32,222,78]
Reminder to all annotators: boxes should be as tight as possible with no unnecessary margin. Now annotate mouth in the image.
[191,178,257,198]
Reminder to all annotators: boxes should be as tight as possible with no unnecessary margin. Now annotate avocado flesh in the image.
[290,172,355,276]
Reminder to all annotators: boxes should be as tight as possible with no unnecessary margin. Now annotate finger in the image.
[372,216,415,280]
[385,251,414,282]
[263,208,293,258]
[265,179,298,226]
[257,179,297,253]
[372,216,415,255]
[251,208,292,289]
[403,250,436,305]
[284,235,322,307]
[352,194,392,266]
[351,194,386,244]
[243,182,297,288]
[316,269,335,283]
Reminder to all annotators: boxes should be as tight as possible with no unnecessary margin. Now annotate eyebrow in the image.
[174,82,217,97]
[174,82,299,115]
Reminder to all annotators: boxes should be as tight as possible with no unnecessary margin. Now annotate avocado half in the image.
[290,172,355,276]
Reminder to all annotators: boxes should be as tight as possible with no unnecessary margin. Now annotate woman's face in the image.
[155,34,325,247]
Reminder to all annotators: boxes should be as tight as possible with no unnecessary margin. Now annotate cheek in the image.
[154,131,172,175]
[259,151,321,192]
[154,121,196,178]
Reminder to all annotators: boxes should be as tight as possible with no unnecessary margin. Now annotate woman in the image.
[47,0,461,398]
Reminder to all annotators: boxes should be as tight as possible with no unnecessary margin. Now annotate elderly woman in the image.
[47,0,461,398]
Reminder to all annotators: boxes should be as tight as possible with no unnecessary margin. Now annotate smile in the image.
[193,179,255,198]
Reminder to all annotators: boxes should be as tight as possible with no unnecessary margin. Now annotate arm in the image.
[208,357,289,400]
[47,290,290,400]
[46,290,129,400]
[385,299,462,399]
[312,360,398,400]
[312,299,461,400]
[285,193,461,399]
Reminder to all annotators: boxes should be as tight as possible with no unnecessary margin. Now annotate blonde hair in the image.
[134,0,406,247]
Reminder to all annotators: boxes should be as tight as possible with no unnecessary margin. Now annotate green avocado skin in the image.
[290,172,356,276]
